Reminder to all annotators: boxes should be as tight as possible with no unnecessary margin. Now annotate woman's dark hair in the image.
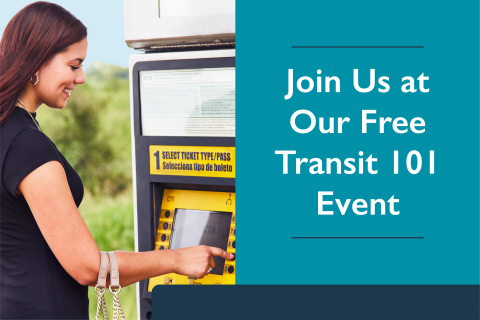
[0,1,87,124]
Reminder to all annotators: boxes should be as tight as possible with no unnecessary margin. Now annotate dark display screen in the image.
[170,209,232,275]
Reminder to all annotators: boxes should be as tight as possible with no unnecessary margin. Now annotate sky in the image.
[0,0,137,67]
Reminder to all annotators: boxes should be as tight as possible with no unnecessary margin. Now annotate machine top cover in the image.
[123,0,235,50]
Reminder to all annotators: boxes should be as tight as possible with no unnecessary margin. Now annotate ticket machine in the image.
[124,1,235,318]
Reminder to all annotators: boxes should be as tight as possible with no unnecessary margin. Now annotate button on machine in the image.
[223,264,235,275]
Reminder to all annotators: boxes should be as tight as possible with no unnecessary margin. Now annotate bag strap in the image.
[97,251,109,288]
[108,251,125,320]
[95,251,109,320]
[107,251,120,289]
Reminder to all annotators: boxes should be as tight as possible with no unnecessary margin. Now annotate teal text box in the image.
[237,1,479,284]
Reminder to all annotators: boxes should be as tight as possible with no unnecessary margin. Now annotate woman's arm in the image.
[18,160,233,287]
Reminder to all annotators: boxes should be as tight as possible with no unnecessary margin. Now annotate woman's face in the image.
[35,37,88,109]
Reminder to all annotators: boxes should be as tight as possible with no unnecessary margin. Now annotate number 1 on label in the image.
[154,150,160,169]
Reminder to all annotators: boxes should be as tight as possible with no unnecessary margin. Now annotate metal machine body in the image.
[129,49,235,319]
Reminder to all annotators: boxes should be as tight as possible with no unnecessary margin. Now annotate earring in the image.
[30,73,39,85]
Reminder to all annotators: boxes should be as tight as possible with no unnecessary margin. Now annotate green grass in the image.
[79,190,137,319]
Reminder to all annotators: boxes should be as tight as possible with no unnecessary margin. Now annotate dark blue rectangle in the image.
[152,285,479,320]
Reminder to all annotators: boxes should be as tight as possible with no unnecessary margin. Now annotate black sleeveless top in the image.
[0,107,88,319]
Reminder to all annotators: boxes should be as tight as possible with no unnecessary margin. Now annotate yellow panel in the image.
[149,145,235,178]
[148,189,235,290]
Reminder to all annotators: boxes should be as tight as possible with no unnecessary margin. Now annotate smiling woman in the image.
[0,3,91,318]
[0,2,233,319]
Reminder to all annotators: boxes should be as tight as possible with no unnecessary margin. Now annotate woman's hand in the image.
[171,246,234,279]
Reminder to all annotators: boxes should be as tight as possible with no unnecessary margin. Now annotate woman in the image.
[0,2,234,319]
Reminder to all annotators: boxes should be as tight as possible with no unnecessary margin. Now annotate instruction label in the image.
[149,145,235,178]
[140,68,235,137]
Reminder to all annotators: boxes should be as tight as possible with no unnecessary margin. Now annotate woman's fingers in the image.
[209,247,234,260]
[208,255,216,270]
[172,245,234,279]
[197,252,214,279]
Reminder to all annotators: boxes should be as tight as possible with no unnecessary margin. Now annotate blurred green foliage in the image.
[38,62,132,196]
[37,62,137,319]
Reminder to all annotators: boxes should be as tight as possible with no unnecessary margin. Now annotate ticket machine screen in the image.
[170,209,232,275]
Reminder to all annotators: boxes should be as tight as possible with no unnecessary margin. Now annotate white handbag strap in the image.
[97,251,109,288]
[107,251,120,289]
[95,251,109,320]
[108,251,125,320]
